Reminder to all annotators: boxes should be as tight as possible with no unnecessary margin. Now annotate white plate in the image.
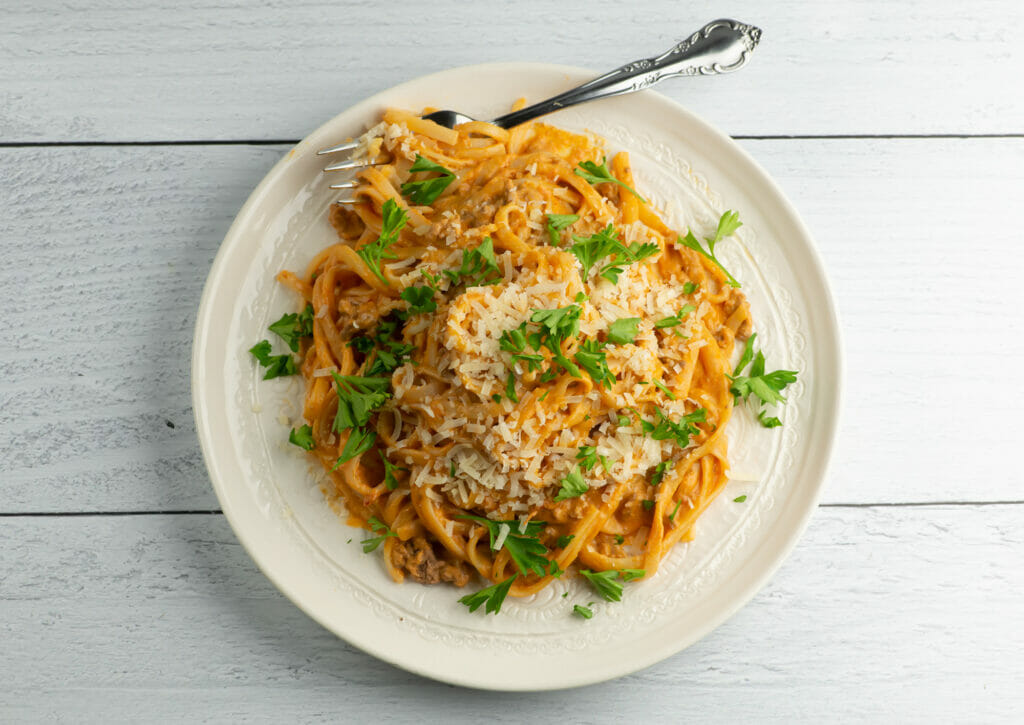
[192,62,842,691]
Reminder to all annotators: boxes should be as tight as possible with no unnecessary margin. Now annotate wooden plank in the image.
[1,138,1021,512]
[0,506,1020,720]
[1,1,1022,142]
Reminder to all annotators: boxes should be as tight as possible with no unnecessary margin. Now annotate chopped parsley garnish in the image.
[581,569,623,602]
[557,534,575,549]
[576,446,612,473]
[504,370,518,403]
[329,371,390,431]
[651,379,676,400]
[650,460,672,487]
[349,313,414,377]
[288,424,315,451]
[382,453,407,491]
[729,333,799,427]
[361,516,397,553]
[607,317,641,345]
[459,574,517,615]
[620,569,645,583]
[573,604,594,619]
[530,305,583,377]
[654,304,696,329]
[554,465,588,502]
[617,415,631,427]
[668,499,683,521]
[546,213,579,245]
[678,210,742,288]
[334,426,376,466]
[573,338,615,389]
[499,324,545,372]
[734,495,748,503]
[268,304,315,352]
[443,236,502,287]
[614,534,624,545]
[548,559,564,578]
[641,499,655,511]
[356,198,407,286]
[460,516,549,577]
[574,157,646,202]
[399,284,437,315]
[569,224,659,283]
[249,340,298,380]
[682,281,698,294]
[641,407,706,448]
[400,154,455,205]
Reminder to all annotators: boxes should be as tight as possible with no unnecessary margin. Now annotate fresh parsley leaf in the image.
[642,499,655,511]
[546,213,579,245]
[573,604,594,619]
[581,569,623,602]
[557,534,576,549]
[574,158,646,202]
[734,495,748,503]
[758,411,783,428]
[504,370,518,403]
[459,574,517,615]
[620,569,645,583]
[650,460,672,487]
[548,559,563,578]
[249,339,298,380]
[460,516,549,577]
[443,236,502,287]
[347,335,375,354]
[399,285,437,315]
[382,452,407,491]
[654,304,696,329]
[361,516,397,553]
[335,426,376,466]
[531,305,582,341]
[569,225,658,283]
[617,415,630,427]
[607,317,640,345]
[641,407,706,449]
[730,347,799,407]
[682,281,698,294]
[678,210,742,288]
[574,339,615,389]
[651,379,676,400]
[400,155,455,205]
[356,198,407,286]
[330,372,390,431]
[576,446,601,472]
[554,465,588,502]
[614,534,624,545]
[734,333,757,377]
[668,499,683,521]
[288,424,315,451]
[268,304,315,352]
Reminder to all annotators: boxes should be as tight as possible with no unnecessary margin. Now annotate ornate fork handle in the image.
[492,19,762,129]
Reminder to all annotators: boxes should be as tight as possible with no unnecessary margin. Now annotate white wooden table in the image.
[2,2,1022,721]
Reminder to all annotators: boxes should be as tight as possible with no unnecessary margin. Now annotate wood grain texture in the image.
[2,138,1022,512]
[1,1,1023,142]
[1,506,1020,721]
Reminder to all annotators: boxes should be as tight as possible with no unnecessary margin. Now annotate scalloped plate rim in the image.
[191,61,843,691]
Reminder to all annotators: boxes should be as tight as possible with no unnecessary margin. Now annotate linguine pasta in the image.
[273,108,753,604]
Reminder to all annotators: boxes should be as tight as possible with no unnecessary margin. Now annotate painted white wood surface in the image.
[2,506,1021,722]
[1,0,1023,142]
[2,1,1023,720]
[2,138,1022,512]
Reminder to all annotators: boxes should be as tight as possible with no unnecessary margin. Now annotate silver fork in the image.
[319,18,761,202]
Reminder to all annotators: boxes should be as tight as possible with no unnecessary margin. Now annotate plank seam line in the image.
[2,134,1024,148]
[1,500,1022,517]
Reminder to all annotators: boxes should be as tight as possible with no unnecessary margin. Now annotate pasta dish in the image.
[250,107,797,614]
